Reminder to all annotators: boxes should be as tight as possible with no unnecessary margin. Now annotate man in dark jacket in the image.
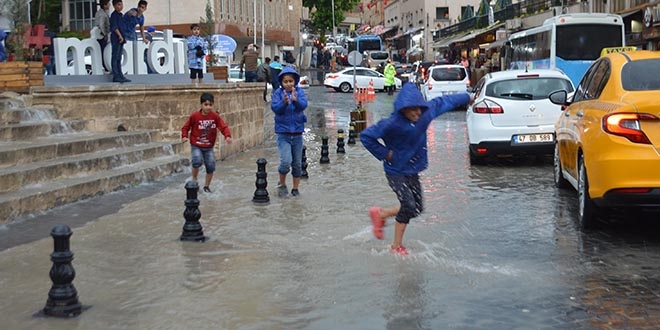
[257,57,272,102]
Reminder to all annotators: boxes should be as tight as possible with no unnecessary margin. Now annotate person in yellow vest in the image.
[384,59,396,95]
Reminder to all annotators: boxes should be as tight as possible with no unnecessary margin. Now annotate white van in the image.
[364,51,390,70]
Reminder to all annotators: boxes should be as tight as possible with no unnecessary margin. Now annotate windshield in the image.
[486,77,574,100]
[556,24,623,61]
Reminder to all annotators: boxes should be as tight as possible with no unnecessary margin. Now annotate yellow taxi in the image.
[549,50,660,228]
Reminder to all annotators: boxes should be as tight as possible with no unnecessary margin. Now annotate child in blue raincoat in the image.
[361,82,473,255]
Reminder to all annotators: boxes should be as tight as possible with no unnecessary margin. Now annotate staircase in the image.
[0,93,188,224]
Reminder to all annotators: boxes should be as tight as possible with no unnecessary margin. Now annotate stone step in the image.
[0,141,184,194]
[0,119,87,140]
[0,130,162,168]
[0,154,187,222]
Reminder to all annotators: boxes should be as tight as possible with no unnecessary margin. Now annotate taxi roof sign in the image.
[600,46,637,57]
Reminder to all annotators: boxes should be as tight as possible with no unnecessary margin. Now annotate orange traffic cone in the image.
[367,79,375,101]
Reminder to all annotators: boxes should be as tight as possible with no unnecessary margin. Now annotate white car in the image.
[422,64,470,103]
[466,69,574,165]
[229,67,308,89]
[323,67,402,93]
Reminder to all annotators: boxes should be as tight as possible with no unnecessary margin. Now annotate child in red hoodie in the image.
[181,93,232,193]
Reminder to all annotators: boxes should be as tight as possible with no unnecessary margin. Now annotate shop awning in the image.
[433,34,463,49]
[404,27,424,36]
[451,22,505,44]
[377,26,398,36]
[387,33,405,41]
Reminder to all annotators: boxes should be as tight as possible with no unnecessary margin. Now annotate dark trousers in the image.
[111,42,125,81]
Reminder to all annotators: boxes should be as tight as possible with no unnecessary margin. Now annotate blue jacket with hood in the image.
[271,66,308,134]
[360,83,470,176]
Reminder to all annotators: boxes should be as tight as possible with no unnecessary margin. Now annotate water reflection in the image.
[2,88,660,328]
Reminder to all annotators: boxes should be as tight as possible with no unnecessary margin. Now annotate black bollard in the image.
[320,136,330,164]
[180,181,206,242]
[347,121,357,145]
[42,225,82,317]
[336,129,346,153]
[252,158,270,203]
[301,146,309,179]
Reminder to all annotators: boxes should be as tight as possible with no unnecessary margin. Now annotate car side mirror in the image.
[548,90,568,105]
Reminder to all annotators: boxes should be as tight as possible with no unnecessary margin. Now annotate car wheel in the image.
[339,82,351,93]
[553,144,570,189]
[333,87,341,92]
[577,154,597,229]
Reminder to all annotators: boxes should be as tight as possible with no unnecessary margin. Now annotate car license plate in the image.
[512,133,554,144]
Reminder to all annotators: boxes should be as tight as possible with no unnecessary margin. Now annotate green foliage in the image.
[302,0,360,35]
[4,0,29,60]
[199,0,218,66]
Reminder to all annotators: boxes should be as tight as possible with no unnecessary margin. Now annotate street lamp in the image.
[331,0,336,36]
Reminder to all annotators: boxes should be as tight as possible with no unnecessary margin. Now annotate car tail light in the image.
[610,188,652,194]
[472,99,503,114]
[602,113,658,144]
[326,74,339,79]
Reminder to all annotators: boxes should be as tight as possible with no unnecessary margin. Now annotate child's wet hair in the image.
[200,93,214,104]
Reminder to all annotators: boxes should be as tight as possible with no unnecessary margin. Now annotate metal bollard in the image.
[42,225,82,317]
[347,122,357,145]
[320,136,330,164]
[180,181,206,242]
[252,158,270,203]
[337,129,346,153]
[301,146,309,179]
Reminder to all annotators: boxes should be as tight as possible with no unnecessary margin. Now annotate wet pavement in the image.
[2,86,660,329]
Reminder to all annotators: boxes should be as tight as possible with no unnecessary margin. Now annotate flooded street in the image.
[2,86,660,329]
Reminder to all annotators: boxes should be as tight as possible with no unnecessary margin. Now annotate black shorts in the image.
[190,68,203,79]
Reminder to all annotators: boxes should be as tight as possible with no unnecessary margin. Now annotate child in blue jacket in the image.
[360,83,473,255]
[271,66,308,197]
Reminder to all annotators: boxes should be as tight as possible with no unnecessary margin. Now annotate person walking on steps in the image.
[360,83,474,255]
[271,66,308,197]
[181,93,233,193]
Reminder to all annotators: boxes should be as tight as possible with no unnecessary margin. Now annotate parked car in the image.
[421,64,470,103]
[466,69,574,165]
[412,59,451,86]
[549,50,660,228]
[229,66,307,89]
[323,67,402,93]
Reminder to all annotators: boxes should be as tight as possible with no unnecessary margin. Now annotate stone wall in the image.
[26,82,269,160]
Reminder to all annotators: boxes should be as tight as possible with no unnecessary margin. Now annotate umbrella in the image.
[462,5,474,21]
[477,0,490,17]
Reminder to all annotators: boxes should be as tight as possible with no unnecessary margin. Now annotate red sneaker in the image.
[390,245,409,255]
[369,207,385,240]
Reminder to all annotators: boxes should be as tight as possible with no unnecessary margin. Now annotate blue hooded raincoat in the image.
[271,66,308,134]
[360,83,470,176]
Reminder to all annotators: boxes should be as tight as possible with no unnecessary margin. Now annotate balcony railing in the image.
[436,0,579,41]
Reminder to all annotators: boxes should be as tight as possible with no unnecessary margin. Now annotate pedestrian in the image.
[95,0,111,55]
[181,92,233,193]
[143,25,156,73]
[239,43,259,82]
[360,83,473,255]
[110,0,130,83]
[123,0,148,43]
[384,59,396,95]
[0,30,5,63]
[257,56,271,102]
[269,55,283,89]
[271,66,308,197]
[187,23,206,84]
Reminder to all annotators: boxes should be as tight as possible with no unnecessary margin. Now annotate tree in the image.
[302,0,360,35]
[199,0,218,65]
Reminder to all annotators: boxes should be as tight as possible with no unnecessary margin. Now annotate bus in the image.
[506,13,625,86]
[346,34,383,53]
